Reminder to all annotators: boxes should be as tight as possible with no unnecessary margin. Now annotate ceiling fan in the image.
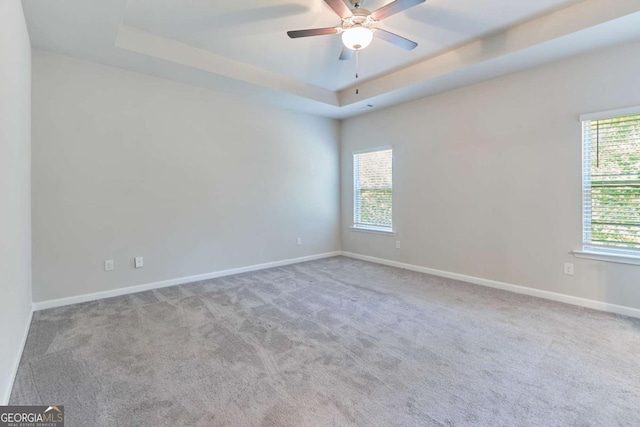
[287,0,425,60]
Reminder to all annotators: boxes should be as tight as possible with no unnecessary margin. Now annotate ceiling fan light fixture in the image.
[341,25,373,50]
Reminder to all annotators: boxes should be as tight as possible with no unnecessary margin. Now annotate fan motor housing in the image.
[342,8,375,30]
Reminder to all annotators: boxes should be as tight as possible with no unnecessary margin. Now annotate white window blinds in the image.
[353,148,393,231]
[582,113,640,252]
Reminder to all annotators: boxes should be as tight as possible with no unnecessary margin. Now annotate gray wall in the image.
[341,40,640,310]
[32,50,340,302]
[0,0,32,404]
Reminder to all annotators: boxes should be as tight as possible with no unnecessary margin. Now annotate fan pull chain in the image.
[355,49,360,95]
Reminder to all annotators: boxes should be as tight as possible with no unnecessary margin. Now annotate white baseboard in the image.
[30,248,640,321]
[340,251,640,319]
[33,251,341,311]
[2,307,33,405]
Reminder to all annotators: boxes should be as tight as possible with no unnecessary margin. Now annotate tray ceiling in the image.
[21,0,640,118]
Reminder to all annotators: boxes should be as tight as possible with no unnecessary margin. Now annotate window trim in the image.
[572,248,640,266]
[577,106,640,264]
[349,225,396,235]
[352,146,394,233]
[579,105,640,122]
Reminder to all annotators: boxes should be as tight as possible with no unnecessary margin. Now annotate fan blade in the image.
[371,0,426,21]
[339,46,354,60]
[374,29,418,50]
[287,27,340,38]
[324,0,352,19]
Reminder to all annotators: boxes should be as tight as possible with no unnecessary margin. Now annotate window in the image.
[353,148,393,232]
[581,109,640,258]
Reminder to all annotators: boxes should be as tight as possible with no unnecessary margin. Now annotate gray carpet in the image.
[10,256,640,426]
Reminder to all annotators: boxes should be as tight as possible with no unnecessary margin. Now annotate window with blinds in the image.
[582,112,640,253]
[353,148,393,231]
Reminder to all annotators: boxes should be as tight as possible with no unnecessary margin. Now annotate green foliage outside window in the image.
[359,189,392,227]
[588,114,640,249]
[354,149,392,229]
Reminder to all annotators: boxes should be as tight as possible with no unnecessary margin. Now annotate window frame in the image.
[573,106,640,266]
[351,146,395,235]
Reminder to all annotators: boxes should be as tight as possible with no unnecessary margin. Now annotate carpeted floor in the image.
[10,256,640,426]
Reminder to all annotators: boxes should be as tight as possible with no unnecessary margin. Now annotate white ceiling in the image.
[21,0,640,118]
[121,0,582,91]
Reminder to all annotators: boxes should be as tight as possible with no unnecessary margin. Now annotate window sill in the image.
[349,226,396,236]
[572,249,640,266]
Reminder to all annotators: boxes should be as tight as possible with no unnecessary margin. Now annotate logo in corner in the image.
[0,405,64,426]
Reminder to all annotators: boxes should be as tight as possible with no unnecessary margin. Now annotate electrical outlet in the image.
[104,260,114,271]
[135,256,144,269]
[564,262,574,276]
[296,237,302,246]
[395,240,401,249]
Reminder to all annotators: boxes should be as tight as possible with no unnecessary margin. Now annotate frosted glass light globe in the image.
[342,26,373,50]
